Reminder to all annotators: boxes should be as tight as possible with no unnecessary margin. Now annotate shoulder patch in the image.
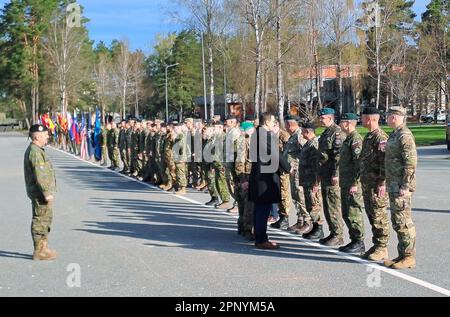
[378,141,387,152]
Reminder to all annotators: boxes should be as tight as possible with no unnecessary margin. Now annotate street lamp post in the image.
[165,63,179,123]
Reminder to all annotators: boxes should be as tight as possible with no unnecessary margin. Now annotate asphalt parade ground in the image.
[0,133,449,297]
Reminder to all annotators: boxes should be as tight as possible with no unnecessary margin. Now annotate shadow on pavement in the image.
[0,251,32,260]
[76,197,356,265]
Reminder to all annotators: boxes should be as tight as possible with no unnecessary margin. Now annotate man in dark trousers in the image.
[249,113,291,250]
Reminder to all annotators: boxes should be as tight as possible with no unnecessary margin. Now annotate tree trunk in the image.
[276,1,285,127]
[208,38,215,119]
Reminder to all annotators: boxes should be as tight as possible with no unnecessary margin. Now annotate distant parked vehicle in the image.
[420,110,446,123]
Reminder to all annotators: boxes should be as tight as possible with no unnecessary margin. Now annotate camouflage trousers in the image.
[304,186,323,224]
[155,158,166,184]
[108,147,120,168]
[131,150,143,175]
[120,148,130,172]
[101,146,108,165]
[291,171,308,221]
[175,162,188,188]
[225,162,237,201]
[341,186,365,242]
[389,192,416,257]
[164,156,176,186]
[188,161,201,186]
[279,172,291,218]
[205,163,218,199]
[211,162,230,202]
[362,184,390,248]
[31,198,53,248]
[236,184,254,235]
[321,183,344,237]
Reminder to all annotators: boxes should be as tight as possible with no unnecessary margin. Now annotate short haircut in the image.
[259,112,274,126]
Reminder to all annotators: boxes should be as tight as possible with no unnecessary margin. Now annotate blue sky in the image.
[0,0,431,53]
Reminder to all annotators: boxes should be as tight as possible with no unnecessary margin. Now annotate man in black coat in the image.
[248,113,291,250]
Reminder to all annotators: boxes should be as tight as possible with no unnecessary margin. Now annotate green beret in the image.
[240,121,254,132]
[341,113,359,121]
[319,108,335,116]
[387,106,406,116]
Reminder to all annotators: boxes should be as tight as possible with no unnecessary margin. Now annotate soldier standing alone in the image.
[24,125,57,261]
[384,107,417,269]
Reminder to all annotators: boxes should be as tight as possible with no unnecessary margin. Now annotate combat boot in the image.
[383,256,404,268]
[287,219,304,232]
[294,221,313,235]
[205,197,220,206]
[391,256,416,269]
[362,246,389,261]
[303,223,324,240]
[175,187,187,195]
[321,235,344,247]
[270,216,289,230]
[33,240,57,261]
[339,240,365,254]
[215,201,233,210]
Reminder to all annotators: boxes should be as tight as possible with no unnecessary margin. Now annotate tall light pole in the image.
[165,63,179,123]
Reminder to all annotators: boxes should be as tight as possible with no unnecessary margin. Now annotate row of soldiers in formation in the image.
[96,106,417,270]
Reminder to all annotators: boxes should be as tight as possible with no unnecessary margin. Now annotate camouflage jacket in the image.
[118,128,127,150]
[173,132,188,162]
[107,128,119,148]
[360,128,388,187]
[101,128,108,147]
[298,139,320,188]
[385,124,417,193]
[282,128,304,167]
[339,130,363,188]
[318,123,345,182]
[24,143,56,200]
[235,135,252,182]
[225,127,241,163]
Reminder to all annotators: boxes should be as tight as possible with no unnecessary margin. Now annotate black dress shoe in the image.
[338,241,365,254]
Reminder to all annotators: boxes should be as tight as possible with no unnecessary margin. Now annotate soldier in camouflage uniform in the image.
[24,125,57,261]
[360,107,390,261]
[157,123,168,188]
[338,113,365,254]
[173,123,188,195]
[203,123,220,206]
[118,120,129,174]
[124,120,134,175]
[100,124,109,167]
[107,121,120,171]
[161,122,177,191]
[317,108,345,247]
[384,107,417,269]
[299,122,324,239]
[212,121,232,209]
[224,115,241,213]
[277,126,292,227]
[273,116,306,231]
[235,122,255,241]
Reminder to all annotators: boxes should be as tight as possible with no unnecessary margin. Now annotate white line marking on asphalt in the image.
[51,147,450,297]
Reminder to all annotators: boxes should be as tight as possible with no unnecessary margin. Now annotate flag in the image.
[86,112,95,158]
[93,109,102,161]
[80,114,87,160]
